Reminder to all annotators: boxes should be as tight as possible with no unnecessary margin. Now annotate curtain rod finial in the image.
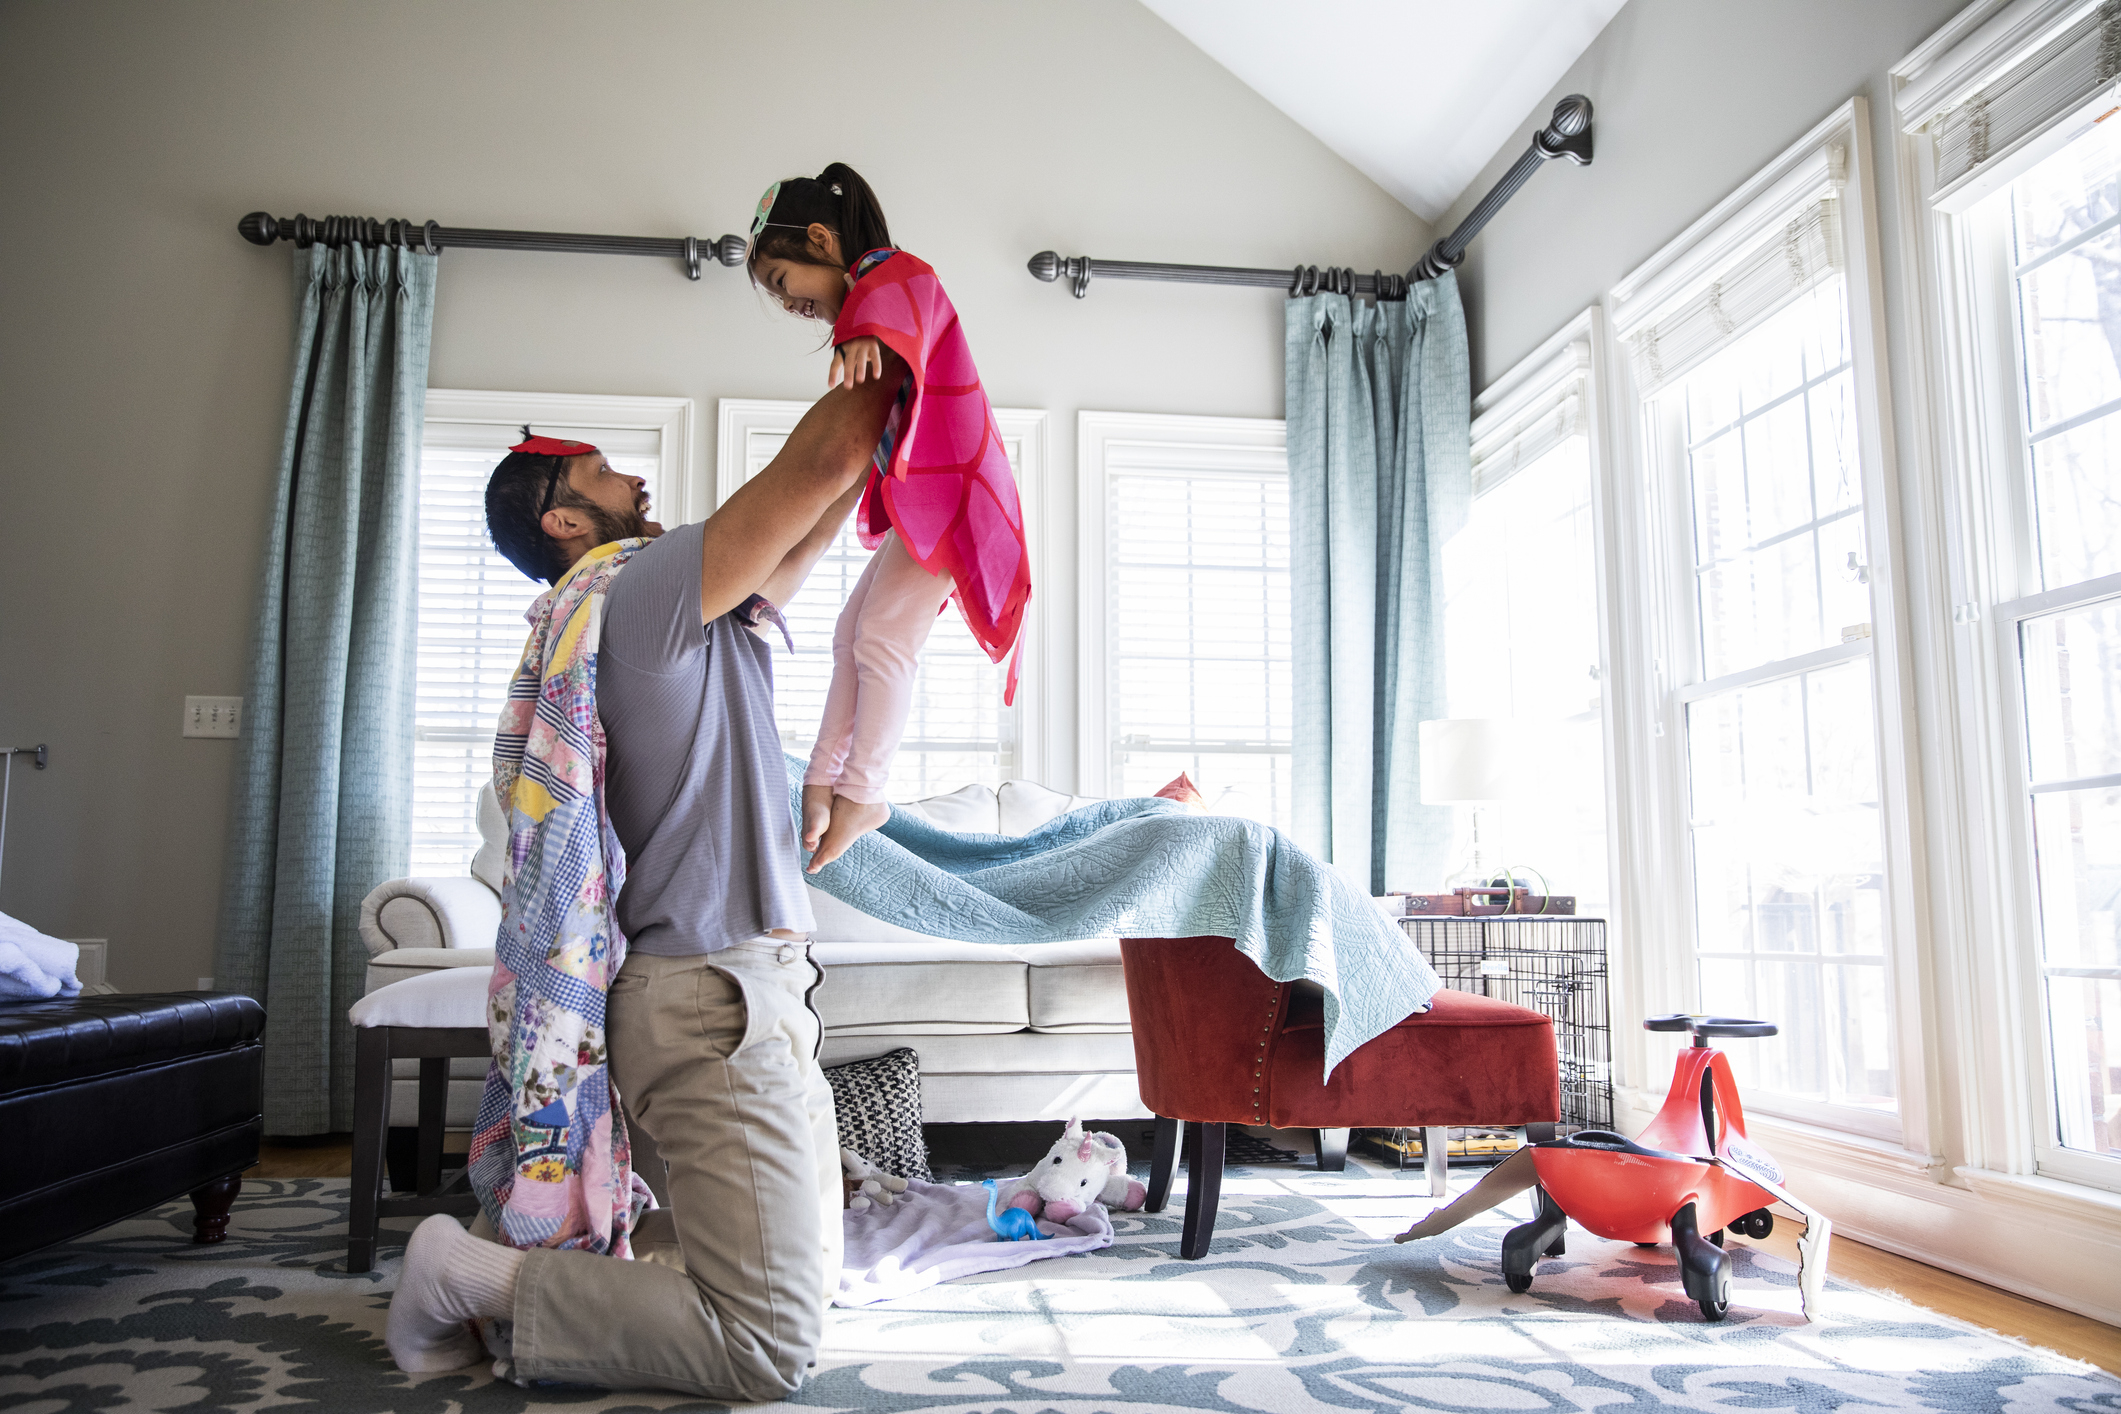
[1027,250,1061,283]
[714,233,747,267]
[238,212,280,246]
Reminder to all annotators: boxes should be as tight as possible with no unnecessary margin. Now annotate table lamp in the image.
[1418,718,1529,890]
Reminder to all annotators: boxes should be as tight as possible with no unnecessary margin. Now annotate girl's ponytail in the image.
[746,162,893,279]
[816,162,892,262]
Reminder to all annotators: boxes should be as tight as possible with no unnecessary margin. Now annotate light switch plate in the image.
[183,696,242,738]
[69,939,108,987]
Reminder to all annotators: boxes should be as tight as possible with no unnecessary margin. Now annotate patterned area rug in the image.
[3,1160,2116,1413]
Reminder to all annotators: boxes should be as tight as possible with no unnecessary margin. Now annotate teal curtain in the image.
[218,241,438,1133]
[1286,272,1471,895]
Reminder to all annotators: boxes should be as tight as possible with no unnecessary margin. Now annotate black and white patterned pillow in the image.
[823,1046,931,1183]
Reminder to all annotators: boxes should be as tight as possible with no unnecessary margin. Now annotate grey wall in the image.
[0,0,1425,995]
[1437,0,1965,393]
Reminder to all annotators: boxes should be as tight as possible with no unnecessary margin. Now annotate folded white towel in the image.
[0,911,80,1001]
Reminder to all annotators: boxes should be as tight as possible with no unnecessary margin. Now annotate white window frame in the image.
[424,388,694,524]
[715,398,1052,785]
[1894,0,2121,1195]
[1076,411,1289,804]
[411,389,693,872]
[1605,100,1937,1154]
[1467,313,1646,1079]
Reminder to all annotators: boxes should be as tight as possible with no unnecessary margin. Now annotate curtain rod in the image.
[237,212,748,281]
[1028,95,1593,300]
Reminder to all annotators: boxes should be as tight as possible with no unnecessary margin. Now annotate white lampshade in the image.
[1418,718,1527,803]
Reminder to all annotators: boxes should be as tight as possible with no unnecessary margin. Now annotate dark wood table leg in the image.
[1179,1121,1225,1260]
[1315,1128,1350,1172]
[348,1026,392,1274]
[1145,1115,1181,1213]
[189,1174,242,1244]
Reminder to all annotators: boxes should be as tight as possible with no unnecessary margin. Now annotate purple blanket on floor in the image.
[837,1179,1113,1307]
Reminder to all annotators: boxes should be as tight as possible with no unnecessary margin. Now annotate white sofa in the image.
[356,779,1151,1132]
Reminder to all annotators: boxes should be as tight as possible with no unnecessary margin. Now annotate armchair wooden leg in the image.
[1146,1115,1181,1213]
[1179,1121,1225,1260]
[189,1173,243,1245]
[416,1056,447,1194]
[348,1026,392,1274]
[1314,1128,1349,1172]
[1425,1126,1448,1198]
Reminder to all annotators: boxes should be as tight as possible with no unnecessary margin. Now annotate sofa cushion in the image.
[896,782,998,834]
[997,779,1100,835]
[812,941,1027,1035]
[1025,938,1131,1032]
[471,782,508,894]
[365,948,496,996]
[822,1030,1139,1074]
[805,886,973,946]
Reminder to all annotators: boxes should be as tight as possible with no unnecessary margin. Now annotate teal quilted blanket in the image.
[790,760,1440,1077]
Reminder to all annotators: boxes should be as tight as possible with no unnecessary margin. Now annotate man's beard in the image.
[570,497,651,547]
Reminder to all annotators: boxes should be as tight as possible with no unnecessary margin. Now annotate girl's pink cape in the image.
[833,250,1030,702]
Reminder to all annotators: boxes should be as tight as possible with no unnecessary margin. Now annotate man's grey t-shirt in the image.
[597,523,815,955]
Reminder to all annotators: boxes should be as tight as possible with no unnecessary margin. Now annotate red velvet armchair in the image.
[1119,936,1562,1257]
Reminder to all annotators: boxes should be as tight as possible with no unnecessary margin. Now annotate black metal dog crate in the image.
[1402,915,1613,1135]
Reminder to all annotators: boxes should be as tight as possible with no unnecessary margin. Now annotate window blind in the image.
[410,435,658,875]
[1624,196,1845,396]
[1107,465,1292,829]
[1928,1,2121,194]
[1471,341,1590,494]
[745,431,1010,799]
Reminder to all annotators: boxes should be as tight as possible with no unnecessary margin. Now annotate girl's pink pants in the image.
[804,532,954,804]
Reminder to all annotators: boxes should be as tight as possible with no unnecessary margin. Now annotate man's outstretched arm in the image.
[757,476,865,611]
[697,356,901,626]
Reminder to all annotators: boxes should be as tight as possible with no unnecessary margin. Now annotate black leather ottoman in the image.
[0,992,265,1263]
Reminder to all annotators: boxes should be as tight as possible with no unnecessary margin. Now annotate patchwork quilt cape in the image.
[833,249,1031,701]
[466,539,653,1256]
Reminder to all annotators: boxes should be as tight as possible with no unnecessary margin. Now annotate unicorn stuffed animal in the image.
[993,1119,1147,1224]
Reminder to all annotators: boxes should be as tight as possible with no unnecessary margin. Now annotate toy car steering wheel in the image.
[1644,1014,1778,1046]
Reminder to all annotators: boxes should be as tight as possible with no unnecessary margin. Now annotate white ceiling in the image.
[1142,0,1626,223]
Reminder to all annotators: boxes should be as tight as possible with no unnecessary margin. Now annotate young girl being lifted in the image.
[747,163,1031,870]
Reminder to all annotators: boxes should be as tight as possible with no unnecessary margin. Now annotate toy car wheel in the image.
[1633,1241,1659,1248]
[1698,1293,1728,1322]
[1740,1209,1774,1239]
[1709,1229,1724,1248]
[1505,1271,1533,1294]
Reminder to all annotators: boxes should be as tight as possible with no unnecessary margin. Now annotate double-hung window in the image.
[1952,116,2121,1177]
[717,400,1047,799]
[1078,412,1291,830]
[1613,105,1921,1138]
[1449,330,1612,915]
[411,391,691,874]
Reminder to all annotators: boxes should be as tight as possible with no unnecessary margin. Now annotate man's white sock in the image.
[386,1214,526,1373]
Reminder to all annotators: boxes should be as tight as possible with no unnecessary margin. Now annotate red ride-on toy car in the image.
[1396,1014,1833,1322]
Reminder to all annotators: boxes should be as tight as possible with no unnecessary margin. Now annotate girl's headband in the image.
[749,178,845,240]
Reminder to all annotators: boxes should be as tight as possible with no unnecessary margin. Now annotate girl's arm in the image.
[758,474,866,609]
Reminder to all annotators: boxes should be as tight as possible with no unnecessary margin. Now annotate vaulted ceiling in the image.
[1141,0,1626,222]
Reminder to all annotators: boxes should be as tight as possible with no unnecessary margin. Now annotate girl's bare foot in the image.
[801,783,834,853]
[808,794,890,872]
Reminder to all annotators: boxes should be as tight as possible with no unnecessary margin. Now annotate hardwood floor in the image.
[254,1139,2119,1376]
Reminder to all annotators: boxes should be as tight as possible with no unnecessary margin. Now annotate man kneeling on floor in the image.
[384,365,902,1399]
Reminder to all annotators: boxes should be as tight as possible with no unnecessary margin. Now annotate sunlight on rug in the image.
[2,1162,2116,1412]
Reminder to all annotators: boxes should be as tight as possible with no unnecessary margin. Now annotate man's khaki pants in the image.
[510,941,842,1400]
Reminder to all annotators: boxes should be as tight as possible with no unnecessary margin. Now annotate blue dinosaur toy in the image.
[983,1179,1048,1242]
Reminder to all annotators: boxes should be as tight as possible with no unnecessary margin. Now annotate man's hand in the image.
[829,336,885,389]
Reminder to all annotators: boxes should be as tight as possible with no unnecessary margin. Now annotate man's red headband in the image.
[510,433,599,458]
